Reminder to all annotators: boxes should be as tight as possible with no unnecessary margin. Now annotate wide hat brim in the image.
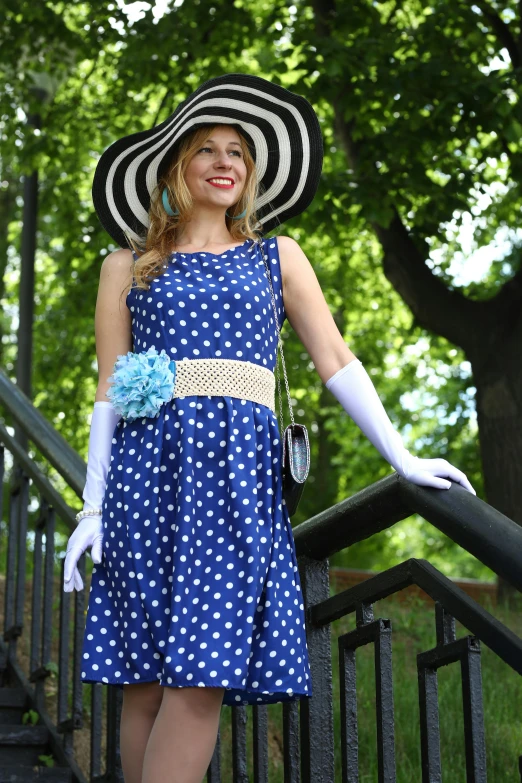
[92,73,324,247]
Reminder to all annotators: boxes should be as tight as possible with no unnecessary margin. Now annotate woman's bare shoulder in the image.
[273,235,305,293]
[101,247,134,272]
[99,248,135,300]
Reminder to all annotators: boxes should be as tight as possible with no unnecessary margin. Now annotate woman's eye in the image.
[198,147,242,156]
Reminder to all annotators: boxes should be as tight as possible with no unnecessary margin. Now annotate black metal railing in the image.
[0,369,123,782]
[1,364,521,781]
[291,478,522,782]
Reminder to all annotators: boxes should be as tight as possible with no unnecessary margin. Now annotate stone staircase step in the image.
[0,764,72,781]
[0,723,50,766]
[0,689,27,709]
[0,687,28,724]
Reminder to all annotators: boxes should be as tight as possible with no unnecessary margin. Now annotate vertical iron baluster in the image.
[252,703,268,782]
[374,618,395,782]
[338,608,396,783]
[42,504,55,669]
[417,663,441,783]
[90,683,104,780]
[420,601,450,783]
[58,556,71,731]
[60,581,75,760]
[283,700,300,783]
[207,724,221,782]
[106,684,124,781]
[0,443,4,524]
[28,498,53,710]
[339,640,358,782]
[0,445,4,594]
[0,445,3,666]
[435,601,456,647]
[30,501,43,679]
[298,555,334,783]
[15,469,30,635]
[107,685,123,783]
[232,704,248,782]
[106,684,115,777]
[4,464,21,648]
[355,602,374,627]
[72,552,85,730]
[461,637,487,782]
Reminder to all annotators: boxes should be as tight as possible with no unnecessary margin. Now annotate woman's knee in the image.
[160,686,225,720]
[123,681,164,717]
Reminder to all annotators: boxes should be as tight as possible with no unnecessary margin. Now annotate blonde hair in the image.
[123,124,261,294]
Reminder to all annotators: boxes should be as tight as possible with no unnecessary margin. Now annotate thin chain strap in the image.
[257,237,295,434]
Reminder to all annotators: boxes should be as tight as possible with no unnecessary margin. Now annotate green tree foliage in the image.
[3,0,519,582]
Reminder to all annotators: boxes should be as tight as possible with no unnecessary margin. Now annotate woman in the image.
[64,74,474,783]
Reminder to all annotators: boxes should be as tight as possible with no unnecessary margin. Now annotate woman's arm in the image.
[94,248,134,402]
[64,249,135,592]
[276,235,358,383]
[276,236,475,494]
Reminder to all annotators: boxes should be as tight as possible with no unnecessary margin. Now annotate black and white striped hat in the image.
[92,73,324,247]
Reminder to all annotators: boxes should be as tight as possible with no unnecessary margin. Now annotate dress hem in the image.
[81,675,311,704]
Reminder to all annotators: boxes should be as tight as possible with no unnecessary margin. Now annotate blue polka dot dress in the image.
[80,237,312,706]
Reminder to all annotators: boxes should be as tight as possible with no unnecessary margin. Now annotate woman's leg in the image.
[141,686,225,783]
[120,681,164,783]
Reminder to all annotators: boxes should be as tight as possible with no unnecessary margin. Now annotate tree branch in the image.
[311,0,336,37]
[151,88,173,127]
[474,0,522,70]
[370,208,485,354]
[331,104,484,352]
[487,258,522,323]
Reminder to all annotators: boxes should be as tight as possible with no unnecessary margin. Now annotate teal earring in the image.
[226,207,247,220]
[162,187,179,216]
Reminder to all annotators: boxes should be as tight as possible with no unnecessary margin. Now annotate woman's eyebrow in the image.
[204,138,242,146]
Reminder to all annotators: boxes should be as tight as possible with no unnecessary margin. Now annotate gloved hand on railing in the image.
[63,401,121,592]
[325,359,476,494]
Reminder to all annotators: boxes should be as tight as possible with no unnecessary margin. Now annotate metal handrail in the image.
[0,365,85,496]
[293,473,522,594]
[0,420,78,530]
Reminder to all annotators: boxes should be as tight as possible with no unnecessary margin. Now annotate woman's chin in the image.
[194,200,236,213]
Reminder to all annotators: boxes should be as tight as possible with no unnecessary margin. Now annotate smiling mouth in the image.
[206,178,235,188]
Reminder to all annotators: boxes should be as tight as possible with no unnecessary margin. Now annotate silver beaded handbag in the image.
[257,238,310,517]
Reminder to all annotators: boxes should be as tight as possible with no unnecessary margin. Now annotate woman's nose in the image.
[214,150,232,167]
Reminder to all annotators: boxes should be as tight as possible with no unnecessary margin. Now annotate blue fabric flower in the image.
[106,347,177,422]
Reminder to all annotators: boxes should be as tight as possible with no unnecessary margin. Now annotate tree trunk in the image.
[0,180,15,365]
[471,310,522,605]
[372,212,522,603]
[306,309,346,519]
[313,385,340,513]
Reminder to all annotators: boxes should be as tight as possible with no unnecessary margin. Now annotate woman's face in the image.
[183,125,248,212]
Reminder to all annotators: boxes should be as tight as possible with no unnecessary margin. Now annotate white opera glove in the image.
[325,359,476,495]
[63,401,121,592]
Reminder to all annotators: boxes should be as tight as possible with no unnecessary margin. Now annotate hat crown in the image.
[92,73,324,247]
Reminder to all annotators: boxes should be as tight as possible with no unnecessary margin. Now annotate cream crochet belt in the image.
[173,358,276,413]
